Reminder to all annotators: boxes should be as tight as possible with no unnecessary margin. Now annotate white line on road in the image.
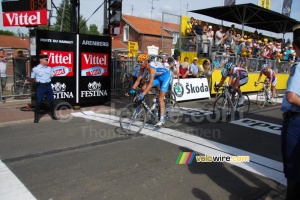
[72,111,286,186]
[230,118,282,135]
[0,160,36,200]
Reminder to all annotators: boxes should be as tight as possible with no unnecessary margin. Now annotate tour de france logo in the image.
[173,82,184,97]
[88,81,102,91]
[51,82,66,92]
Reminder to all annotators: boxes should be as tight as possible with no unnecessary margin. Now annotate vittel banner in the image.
[41,50,74,77]
[35,30,76,104]
[78,34,111,104]
[81,52,108,76]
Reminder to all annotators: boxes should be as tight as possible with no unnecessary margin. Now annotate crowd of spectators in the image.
[184,17,298,72]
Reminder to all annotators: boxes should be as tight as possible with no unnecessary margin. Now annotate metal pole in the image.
[103,0,108,35]
[60,0,66,31]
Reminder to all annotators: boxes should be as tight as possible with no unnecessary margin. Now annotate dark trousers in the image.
[281,114,300,199]
[36,83,54,106]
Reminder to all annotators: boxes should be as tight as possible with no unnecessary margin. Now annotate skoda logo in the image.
[173,82,184,97]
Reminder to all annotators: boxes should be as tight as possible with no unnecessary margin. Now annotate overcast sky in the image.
[1,0,299,40]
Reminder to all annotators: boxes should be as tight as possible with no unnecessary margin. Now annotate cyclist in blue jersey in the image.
[215,62,248,105]
[128,54,171,126]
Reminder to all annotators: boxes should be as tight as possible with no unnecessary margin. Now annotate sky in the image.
[0,0,299,40]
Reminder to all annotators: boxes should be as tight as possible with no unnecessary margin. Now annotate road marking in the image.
[247,94,283,104]
[180,107,212,116]
[230,118,281,135]
[0,160,36,200]
[72,111,286,186]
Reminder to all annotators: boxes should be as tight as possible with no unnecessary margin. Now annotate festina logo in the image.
[48,52,72,65]
[54,92,74,99]
[2,10,48,26]
[83,53,107,65]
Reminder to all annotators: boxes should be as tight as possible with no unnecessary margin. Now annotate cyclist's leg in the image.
[271,77,277,98]
[157,73,171,123]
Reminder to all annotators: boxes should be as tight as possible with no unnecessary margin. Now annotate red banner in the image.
[41,50,74,77]
[81,52,108,76]
[2,10,47,26]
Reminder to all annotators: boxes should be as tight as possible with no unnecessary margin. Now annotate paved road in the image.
[0,94,286,200]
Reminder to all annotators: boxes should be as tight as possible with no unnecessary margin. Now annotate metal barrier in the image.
[0,48,30,102]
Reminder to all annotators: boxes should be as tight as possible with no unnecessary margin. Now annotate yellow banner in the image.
[128,41,138,57]
[259,0,271,9]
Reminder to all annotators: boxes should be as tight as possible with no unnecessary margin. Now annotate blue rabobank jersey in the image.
[139,65,168,78]
[281,62,300,112]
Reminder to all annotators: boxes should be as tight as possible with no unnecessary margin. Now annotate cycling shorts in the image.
[239,76,248,86]
[152,70,171,92]
[265,76,277,87]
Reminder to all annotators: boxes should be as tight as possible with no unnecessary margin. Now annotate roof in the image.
[190,3,300,34]
[122,14,180,37]
[0,35,29,49]
[112,37,127,50]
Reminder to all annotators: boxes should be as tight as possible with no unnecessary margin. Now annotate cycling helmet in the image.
[261,64,268,70]
[167,57,175,63]
[137,54,150,62]
[224,62,234,70]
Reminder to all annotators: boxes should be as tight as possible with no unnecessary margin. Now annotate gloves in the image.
[129,88,136,95]
[254,82,258,86]
[214,86,219,92]
[138,93,144,99]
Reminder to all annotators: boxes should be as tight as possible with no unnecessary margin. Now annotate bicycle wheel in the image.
[163,98,181,128]
[270,89,278,105]
[212,96,231,119]
[215,89,223,100]
[256,89,266,108]
[119,103,147,134]
[236,94,250,118]
[166,90,176,101]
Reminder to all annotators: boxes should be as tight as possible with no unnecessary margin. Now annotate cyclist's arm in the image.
[232,77,240,90]
[142,75,155,96]
[256,72,263,83]
[132,75,142,89]
[217,76,227,87]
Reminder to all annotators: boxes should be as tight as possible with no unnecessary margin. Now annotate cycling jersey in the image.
[139,65,171,92]
[261,68,277,86]
[221,67,248,86]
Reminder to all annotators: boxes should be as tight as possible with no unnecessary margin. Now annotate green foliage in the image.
[0,30,15,36]
[88,24,100,35]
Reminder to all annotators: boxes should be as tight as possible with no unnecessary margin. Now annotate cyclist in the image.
[128,53,171,126]
[215,62,248,105]
[255,63,277,103]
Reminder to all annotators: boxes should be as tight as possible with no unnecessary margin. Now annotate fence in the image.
[0,48,30,102]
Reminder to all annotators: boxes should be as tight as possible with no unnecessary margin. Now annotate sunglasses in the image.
[43,58,49,61]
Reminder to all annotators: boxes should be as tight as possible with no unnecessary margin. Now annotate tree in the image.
[88,24,100,35]
[48,0,99,34]
[0,30,15,36]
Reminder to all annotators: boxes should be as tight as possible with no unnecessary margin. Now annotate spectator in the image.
[223,29,235,50]
[179,57,190,78]
[193,20,203,46]
[212,55,221,68]
[206,25,214,45]
[215,26,225,49]
[189,57,199,78]
[13,49,30,95]
[283,44,294,61]
[0,49,12,99]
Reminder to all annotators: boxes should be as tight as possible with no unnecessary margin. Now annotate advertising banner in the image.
[35,30,77,104]
[78,34,111,104]
[282,0,293,17]
[172,78,210,101]
[128,41,138,57]
[258,0,271,10]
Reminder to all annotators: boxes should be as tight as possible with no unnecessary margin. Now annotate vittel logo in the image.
[2,10,48,26]
[51,82,74,99]
[48,52,72,65]
[83,53,107,65]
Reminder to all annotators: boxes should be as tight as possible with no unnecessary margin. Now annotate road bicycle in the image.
[255,81,278,108]
[119,92,181,134]
[212,85,250,119]
[214,82,229,100]
[11,76,32,98]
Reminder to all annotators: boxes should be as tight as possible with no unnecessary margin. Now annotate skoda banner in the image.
[78,34,111,104]
[34,30,77,105]
[172,78,210,101]
[32,30,111,106]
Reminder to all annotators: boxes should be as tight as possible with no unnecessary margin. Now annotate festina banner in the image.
[282,0,293,17]
[224,0,235,6]
[35,30,77,104]
[78,34,111,104]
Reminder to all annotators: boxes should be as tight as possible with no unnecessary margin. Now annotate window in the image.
[172,32,179,44]
[123,25,129,42]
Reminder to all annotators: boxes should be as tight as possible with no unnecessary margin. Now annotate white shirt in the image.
[0,60,7,77]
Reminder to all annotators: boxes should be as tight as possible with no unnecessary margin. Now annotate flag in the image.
[259,0,271,10]
[224,0,235,6]
[282,0,293,17]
